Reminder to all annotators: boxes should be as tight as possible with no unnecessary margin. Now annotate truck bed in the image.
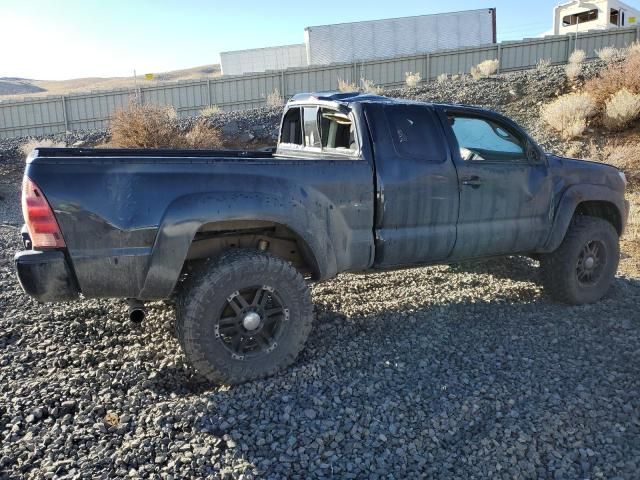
[24,147,375,299]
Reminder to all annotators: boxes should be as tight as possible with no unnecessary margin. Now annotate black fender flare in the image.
[542,184,628,253]
[137,191,338,299]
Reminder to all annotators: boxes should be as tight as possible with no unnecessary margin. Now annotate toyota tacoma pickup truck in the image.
[15,92,629,384]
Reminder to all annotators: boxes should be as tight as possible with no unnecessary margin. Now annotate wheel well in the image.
[574,201,622,235]
[183,220,320,279]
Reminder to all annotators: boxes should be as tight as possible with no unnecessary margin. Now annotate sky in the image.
[0,0,634,80]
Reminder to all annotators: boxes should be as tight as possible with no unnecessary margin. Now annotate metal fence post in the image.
[496,44,502,73]
[61,96,69,132]
[280,70,285,98]
[426,53,430,82]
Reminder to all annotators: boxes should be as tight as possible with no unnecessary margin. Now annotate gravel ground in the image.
[0,165,22,226]
[2,218,640,478]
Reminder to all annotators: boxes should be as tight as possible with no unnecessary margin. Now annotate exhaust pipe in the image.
[126,299,146,323]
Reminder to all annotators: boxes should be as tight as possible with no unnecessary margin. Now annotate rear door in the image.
[438,107,553,259]
[366,103,459,267]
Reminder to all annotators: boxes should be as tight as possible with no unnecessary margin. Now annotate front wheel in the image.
[176,249,313,384]
[540,216,620,305]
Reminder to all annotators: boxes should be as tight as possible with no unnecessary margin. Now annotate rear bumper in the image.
[15,250,80,302]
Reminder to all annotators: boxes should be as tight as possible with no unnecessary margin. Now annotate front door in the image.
[440,108,553,259]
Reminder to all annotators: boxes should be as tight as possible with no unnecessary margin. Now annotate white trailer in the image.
[304,8,497,66]
[553,0,639,35]
[220,44,307,76]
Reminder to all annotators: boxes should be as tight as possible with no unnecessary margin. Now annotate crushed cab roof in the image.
[287,91,490,114]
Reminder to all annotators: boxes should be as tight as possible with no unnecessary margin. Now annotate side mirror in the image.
[526,143,543,164]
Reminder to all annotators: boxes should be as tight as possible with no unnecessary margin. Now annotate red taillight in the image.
[21,176,66,248]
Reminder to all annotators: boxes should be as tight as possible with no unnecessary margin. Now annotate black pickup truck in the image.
[16,92,629,384]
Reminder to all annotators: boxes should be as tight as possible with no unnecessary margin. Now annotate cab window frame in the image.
[277,104,361,159]
[279,106,304,150]
[445,111,531,165]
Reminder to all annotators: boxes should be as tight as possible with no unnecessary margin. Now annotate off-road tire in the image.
[176,249,313,384]
[540,216,619,305]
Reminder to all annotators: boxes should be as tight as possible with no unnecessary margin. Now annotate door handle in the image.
[460,176,482,187]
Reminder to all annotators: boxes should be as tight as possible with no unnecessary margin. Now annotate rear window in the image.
[384,105,446,162]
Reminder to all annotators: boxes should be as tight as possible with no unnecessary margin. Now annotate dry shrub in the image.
[20,139,65,158]
[541,93,597,139]
[602,141,640,187]
[596,46,623,63]
[184,119,224,148]
[200,105,220,117]
[569,49,586,64]
[537,58,552,71]
[436,73,448,83]
[405,72,421,87]
[470,59,499,80]
[361,78,384,95]
[565,62,582,82]
[111,102,184,148]
[585,53,640,105]
[266,88,284,107]
[110,102,223,149]
[337,78,358,92]
[604,89,640,130]
[626,41,640,57]
[564,143,582,158]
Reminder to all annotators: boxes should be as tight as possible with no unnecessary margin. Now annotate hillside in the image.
[0,64,221,101]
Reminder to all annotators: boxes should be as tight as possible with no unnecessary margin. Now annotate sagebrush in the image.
[585,53,640,105]
[361,78,384,95]
[536,58,551,71]
[200,105,220,117]
[470,59,499,80]
[110,102,223,149]
[569,49,586,64]
[266,89,284,107]
[541,93,597,139]
[601,141,640,188]
[565,62,582,82]
[596,46,623,63]
[405,72,421,88]
[337,78,358,92]
[604,89,640,130]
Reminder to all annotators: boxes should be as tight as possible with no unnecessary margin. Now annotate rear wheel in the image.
[176,249,313,384]
[540,216,619,305]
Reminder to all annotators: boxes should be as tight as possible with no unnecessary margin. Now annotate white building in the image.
[553,0,639,35]
[219,8,496,75]
[220,44,307,76]
[304,9,496,66]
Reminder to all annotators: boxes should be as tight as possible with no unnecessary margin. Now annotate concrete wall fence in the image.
[1,26,639,139]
